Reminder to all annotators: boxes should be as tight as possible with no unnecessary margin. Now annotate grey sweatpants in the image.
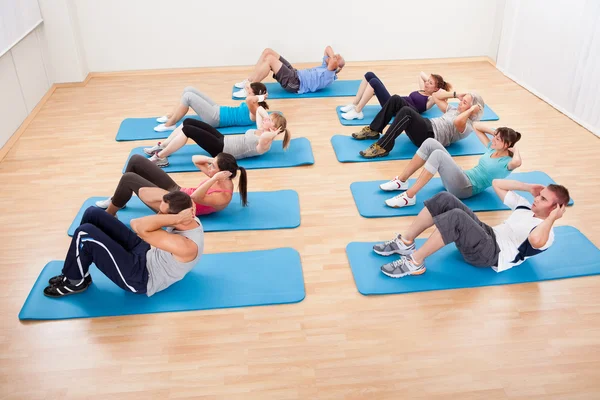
[181,87,220,127]
[416,138,473,199]
[424,192,499,267]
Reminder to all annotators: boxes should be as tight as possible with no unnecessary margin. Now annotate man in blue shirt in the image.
[234,46,345,97]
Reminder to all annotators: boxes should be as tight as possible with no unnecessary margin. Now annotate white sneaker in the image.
[95,198,112,209]
[340,103,356,113]
[154,123,176,132]
[143,142,164,155]
[149,153,169,168]
[233,88,248,98]
[156,115,169,123]
[385,192,416,208]
[341,108,364,120]
[379,176,409,191]
[234,79,249,89]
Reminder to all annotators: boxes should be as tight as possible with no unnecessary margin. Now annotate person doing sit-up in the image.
[372,179,569,278]
[353,90,484,159]
[233,46,345,98]
[43,191,204,298]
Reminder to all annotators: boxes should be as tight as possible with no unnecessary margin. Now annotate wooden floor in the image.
[1,59,600,399]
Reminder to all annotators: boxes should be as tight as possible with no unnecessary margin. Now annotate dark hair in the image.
[495,127,522,157]
[430,74,451,91]
[270,112,290,149]
[216,153,248,207]
[250,82,269,110]
[163,191,193,214]
[547,184,570,207]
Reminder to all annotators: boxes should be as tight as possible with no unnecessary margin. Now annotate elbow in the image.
[130,218,141,234]
[528,236,546,250]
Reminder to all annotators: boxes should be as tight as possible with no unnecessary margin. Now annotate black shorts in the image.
[273,56,300,93]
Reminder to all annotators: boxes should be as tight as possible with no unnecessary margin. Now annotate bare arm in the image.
[492,179,542,203]
[431,89,453,113]
[130,212,198,261]
[189,172,233,207]
[472,122,494,147]
[453,104,481,134]
[418,72,429,90]
[529,205,564,248]
[255,106,268,129]
[324,46,334,58]
[507,146,522,171]
[192,155,215,175]
[257,129,279,153]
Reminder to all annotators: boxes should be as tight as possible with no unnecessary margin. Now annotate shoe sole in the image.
[43,283,91,298]
[360,151,389,159]
[352,134,380,140]
[373,247,415,257]
[379,185,409,192]
[381,266,426,278]
[386,202,416,208]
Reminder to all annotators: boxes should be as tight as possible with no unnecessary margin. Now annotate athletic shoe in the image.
[149,153,169,168]
[143,142,164,156]
[48,273,91,286]
[234,79,249,89]
[380,256,426,278]
[340,103,356,113]
[385,192,416,208]
[359,143,389,158]
[233,88,248,98]
[95,197,112,209]
[379,176,409,191]
[373,234,415,256]
[156,115,169,123]
[44,275,93,297]
[352,126,380,140]
[341,108,364,120]
[154,123,176,132]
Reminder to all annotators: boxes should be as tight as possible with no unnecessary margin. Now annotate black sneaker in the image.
[44,275,92,298]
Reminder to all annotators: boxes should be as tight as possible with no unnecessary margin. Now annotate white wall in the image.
[73,0,504,72]
[497,0,600,137]
[0,26,50,149]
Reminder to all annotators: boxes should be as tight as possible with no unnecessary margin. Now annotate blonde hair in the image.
[270,112,291,150]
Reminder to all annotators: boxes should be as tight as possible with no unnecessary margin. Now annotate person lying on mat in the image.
[153,84,270,132]
[232,46,345,98]
[43,192,204,297]
[352,90,485,159]
[339,71,451,120]
[145,112,290,167]
[95,153,247,217]
[372,179,569,278]
[381,126,522,208]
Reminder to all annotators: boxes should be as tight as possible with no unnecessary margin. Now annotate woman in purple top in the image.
[340,71,451,120]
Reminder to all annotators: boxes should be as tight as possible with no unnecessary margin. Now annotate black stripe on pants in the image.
[182,118,225,157]
[376,106,434,152]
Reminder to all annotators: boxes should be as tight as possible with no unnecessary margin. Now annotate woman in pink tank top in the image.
[97,153,248,217]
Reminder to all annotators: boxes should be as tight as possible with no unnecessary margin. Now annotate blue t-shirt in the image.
[219,102,252,127]
[464,142,512,195]
[296,56,337,94]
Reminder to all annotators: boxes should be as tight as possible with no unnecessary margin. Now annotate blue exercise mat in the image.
[67,190,301,236]
[331,134,485,163]
[124,137,314,173]
[336,103,500,126]
[115,113,283,142]
[346,226,599,296]
[351,171,574,218]
[19,248,305,320]
[232,80,361,99]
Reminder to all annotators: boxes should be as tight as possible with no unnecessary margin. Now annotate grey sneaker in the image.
[352,126,380,140]
[373,234,415,256]
[143,142,164,155]
[149,154,169,168]
[381,256,426,278]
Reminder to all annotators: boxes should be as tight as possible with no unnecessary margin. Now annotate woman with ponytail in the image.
[380,125,523,208]
[153,83,269,132]
[95,152,247,217]
[145,111,290,167]
[339,71,452,120]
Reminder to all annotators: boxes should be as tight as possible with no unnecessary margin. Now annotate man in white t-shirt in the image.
[371,179,570,278]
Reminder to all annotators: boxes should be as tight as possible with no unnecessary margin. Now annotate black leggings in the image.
[182,118,225,157]
[112,154,181,209]
[375,104,435,152]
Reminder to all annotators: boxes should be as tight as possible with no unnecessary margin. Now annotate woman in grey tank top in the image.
[147,111,291,167]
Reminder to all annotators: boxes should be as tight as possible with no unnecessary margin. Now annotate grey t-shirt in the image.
[223,129,261,159]
[429,104,474,147]
[145,219,205,296]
